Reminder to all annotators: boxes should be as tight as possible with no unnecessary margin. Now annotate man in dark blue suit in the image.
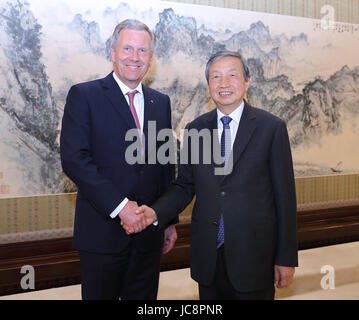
[131,51,298,300]
[60,19,177,300]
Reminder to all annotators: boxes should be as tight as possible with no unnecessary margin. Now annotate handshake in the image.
[119,201,157,234]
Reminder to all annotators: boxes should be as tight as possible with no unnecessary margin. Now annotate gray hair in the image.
[111,19,156,52]
[205,50,251,83]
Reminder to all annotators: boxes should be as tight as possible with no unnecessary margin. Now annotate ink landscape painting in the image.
[0,0,358,197]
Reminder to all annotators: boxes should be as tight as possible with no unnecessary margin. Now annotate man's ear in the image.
[245,77,252,90]
[148,53,154,67]
[110,46,116,63]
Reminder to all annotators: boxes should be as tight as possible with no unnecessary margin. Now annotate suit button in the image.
[220,191,226,197]
[139,170,144,175]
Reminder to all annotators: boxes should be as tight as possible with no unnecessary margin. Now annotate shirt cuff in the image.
[110,198,129,219]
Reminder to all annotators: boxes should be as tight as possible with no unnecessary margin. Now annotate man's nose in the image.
[219,76,230,87]
[130,50,139,61]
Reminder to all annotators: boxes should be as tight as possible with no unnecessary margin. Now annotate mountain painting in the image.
[0,0,359,198]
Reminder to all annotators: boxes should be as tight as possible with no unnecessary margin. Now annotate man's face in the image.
[111,29,153,89]
[208,56,251,114]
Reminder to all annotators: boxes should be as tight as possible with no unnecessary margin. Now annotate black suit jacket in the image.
[152,101,298,292]
[60,72,175,254]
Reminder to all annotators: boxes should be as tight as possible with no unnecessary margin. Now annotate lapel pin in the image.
[150,99,154,104]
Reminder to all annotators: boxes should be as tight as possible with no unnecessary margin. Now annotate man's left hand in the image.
[274,265,295,288]
[162,225,177,254]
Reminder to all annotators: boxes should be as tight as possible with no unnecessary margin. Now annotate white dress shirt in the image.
[113,72,144,131]
[109,73,145,219]
[216,101,245,148]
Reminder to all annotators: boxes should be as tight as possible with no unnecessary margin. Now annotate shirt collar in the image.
[217,100,245,125]
[112,72,143,96]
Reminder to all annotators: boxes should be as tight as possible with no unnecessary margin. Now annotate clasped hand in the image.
[119,201,157,234]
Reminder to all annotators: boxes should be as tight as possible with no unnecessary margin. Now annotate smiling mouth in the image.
[126,65,141,69]
[219,91,233,96]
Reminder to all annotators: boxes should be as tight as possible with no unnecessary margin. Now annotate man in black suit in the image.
[129,51,298,300]
[60,19,177,300]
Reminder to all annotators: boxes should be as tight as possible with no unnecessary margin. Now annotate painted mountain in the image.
[0,0,359,197]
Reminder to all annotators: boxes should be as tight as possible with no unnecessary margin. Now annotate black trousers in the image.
[199,246,275,300]
[79,236,163,300]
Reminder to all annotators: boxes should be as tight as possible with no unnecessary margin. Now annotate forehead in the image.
[117,29,151,46]
[209,56,244,73]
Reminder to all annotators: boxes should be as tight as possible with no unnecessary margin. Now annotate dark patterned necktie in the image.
[217,116,232,249]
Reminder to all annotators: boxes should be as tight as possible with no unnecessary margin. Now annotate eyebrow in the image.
[210,68,240,74]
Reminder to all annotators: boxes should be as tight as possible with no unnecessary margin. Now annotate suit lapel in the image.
[231,101,257,169]
[202,109,222,179]
[142,85,156,140]
[142,85,158,160]
[101,72,136,130]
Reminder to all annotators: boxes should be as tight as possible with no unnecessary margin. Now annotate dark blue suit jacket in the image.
[60,72,175,254]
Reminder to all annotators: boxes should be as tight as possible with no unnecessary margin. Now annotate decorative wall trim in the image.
[0,228,73,245]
